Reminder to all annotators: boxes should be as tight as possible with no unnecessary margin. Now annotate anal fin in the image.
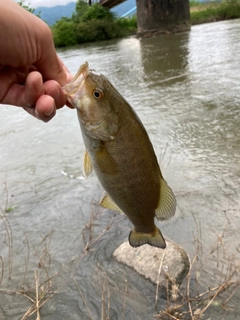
[100,193,124,214]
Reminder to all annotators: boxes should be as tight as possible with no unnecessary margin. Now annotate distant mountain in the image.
[34,0,137,26]
[34,2,76,26]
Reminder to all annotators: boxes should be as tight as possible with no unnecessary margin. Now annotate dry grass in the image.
[0,185,239,320]
[0,195,125,319]
[74,208,128,320]
[98,265,111,320]
[155,210,240,320]
[73,263,129,320]
[190,3,221,13]
[75,206,240,320]
[19,272,59,320]
[0,255,60,320]
[0,206,13,280]
[0,216,61,320]
[81,206,125,255]
[156,263,239,320]
[0,182,63,320]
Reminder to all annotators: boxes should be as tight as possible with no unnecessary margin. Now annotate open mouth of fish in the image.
[63,61,105,131]
[63,61,90,109]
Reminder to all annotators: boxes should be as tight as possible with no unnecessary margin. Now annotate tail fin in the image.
[128,226,166,249]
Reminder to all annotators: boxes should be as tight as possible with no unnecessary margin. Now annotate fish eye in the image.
[93,89,103,99]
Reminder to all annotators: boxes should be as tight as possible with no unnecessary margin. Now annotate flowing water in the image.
[0,19,240,319]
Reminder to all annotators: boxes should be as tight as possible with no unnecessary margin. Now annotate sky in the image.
[15,0,77,8]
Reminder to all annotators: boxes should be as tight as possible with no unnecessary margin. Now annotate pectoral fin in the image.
[83,150,93,178]
[95,144,118,175]
[100,193,124,214]
[155,178,176,221]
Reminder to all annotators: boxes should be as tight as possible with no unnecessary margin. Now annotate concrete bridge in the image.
[99,0,126,9]
[98,0,190,36]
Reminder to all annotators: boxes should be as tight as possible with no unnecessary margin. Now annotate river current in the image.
[0,19,240,319]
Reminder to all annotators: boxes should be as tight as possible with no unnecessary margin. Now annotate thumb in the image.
[36,53,71,87]
[33,27,72,86]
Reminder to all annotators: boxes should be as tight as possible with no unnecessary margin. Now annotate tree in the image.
[52,18,78,47]
[136,0,190,37]
[17,1,41,17]
[80,3,115,22]
[51,0,132,47]
[72,0,89,23]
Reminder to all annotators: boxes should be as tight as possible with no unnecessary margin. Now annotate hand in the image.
[0,1,73,122]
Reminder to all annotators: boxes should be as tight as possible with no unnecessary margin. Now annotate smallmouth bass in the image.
[63,62,176,248]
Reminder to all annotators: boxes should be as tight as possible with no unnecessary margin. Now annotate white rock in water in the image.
[113,240,190,287]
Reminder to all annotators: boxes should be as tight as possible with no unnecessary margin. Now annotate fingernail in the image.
[35,109,40,119]
[44,105,55,116]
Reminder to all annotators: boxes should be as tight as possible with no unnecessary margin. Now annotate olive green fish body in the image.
[64,62,176,249]
[80,104,160,233]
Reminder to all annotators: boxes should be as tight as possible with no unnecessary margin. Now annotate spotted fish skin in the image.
[63,62,176,248]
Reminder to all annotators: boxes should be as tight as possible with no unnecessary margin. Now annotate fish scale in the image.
[63,61,176,248]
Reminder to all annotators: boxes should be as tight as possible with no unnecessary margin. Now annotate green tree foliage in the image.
[51,0,137,47]
[52,18,78,47]
[17,1,41,17]
[72,0,89,23]
[80,3,115,22]
[116,16,137,33]
[76,20,126,43]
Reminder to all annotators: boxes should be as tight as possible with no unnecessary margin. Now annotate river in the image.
[0,19,240,319]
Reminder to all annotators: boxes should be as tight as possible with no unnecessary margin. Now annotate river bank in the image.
[190,0,240,25]
[52,1,240,47]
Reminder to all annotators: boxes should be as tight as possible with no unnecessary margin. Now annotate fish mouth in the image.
[63,61,89,108]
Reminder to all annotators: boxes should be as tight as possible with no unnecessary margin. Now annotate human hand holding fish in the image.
[0,0,73,122]
[0,1,175,250]
[64,62,176,249]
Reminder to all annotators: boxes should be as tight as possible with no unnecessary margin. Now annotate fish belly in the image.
[83,119,161,233]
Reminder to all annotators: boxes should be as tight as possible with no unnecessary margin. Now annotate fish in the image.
[63,62,176,249]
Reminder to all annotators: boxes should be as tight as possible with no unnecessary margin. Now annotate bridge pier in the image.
[99,0,191,37]
[136,0,190,37]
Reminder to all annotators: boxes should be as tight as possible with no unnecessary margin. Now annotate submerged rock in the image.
[113,240,190,289]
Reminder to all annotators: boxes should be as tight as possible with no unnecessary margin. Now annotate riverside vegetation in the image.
[51,0,240,47]
[17,0,240,47]
[190,0,240,25]
[52,1,137,47]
